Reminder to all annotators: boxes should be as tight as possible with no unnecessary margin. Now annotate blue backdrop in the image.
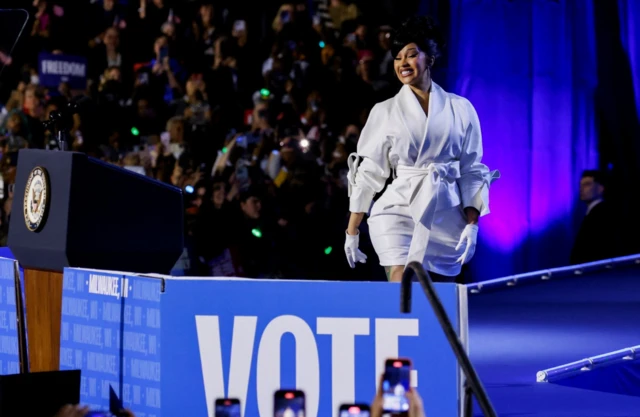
[618,0,640,120]
[441,0,599,280]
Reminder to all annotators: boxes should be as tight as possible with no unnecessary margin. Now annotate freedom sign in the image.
[39,53,87,90]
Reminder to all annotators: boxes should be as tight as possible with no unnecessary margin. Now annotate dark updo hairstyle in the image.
[391,16,445,62]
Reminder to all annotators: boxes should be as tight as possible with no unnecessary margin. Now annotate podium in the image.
[7,149,184,372]
[0,369,80,415]
[57,270,468,417]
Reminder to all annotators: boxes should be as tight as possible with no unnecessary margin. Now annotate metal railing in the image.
[400,261,497,417]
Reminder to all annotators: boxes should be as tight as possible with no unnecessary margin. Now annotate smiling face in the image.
[393,42,430,87]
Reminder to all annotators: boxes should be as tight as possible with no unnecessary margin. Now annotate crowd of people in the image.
[0,0,418,280]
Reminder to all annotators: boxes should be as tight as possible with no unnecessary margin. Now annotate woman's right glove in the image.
[344,230,367,268]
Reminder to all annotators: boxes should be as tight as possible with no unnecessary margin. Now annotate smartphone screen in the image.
[274,390,305,417]
[137,72,149,85]
[233,20,246,32]
[215,398,241,417]
[339,404,370,417]
[382,358,411,413]
[280,10,290,24]
[159,46,169,60]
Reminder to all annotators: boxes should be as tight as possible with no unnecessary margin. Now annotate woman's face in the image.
[200,5,214,24]
[186,80,198,96]
[24,88,38,111]
[212,182,225,207]
[106,67,121,81]
[169,121,184,143]
[393,43,429,86]
[104,28,119,49]
[162,22,176,37]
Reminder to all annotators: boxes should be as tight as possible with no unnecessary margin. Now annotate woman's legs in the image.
[385,265,406,282]
[384,265,460,283]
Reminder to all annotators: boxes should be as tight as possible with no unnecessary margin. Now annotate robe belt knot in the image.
[395,162,461,266]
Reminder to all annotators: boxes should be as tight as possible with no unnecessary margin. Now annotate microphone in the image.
[43,95,92,130]
[42,95,93,151]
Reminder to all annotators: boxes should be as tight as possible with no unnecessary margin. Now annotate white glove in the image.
[344,230,367,268]
[455,224,478,265]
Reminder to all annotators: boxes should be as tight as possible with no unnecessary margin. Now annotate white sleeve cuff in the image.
[349,186,376,213]
[462,170,500,217]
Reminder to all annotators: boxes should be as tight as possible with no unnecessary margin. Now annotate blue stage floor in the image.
[468,258,640,416]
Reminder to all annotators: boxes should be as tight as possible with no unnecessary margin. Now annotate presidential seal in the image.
[23,166,50,232]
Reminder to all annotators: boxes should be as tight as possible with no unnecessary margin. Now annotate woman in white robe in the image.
[344,16,499,282]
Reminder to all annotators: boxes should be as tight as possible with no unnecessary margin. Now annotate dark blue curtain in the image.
[618,0,640,119]
[593,0,640,259]
[438,0,599,280]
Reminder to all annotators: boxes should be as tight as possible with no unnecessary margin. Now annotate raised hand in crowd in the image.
[370,374,427,417]
[53,405,89,417]
[54,404,136,417]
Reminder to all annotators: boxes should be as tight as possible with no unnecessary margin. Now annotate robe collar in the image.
[395,81,446,153]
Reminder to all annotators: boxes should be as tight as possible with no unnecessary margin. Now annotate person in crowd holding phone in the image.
[150,35,185,104]
[344,16,499,282]
[371,359,427,417]
[370,381,426,417]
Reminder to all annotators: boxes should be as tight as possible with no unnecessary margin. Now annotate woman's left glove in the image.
[455,224,478,265]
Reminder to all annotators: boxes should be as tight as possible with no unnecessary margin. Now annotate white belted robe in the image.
[347,82,499,276]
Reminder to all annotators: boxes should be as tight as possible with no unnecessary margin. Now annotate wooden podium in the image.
[7,149,184,372]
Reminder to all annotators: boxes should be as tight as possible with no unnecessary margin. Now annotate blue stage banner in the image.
[59,268,162,416]
[161,278,463,417]
[38,53,87,90]
[0,257,20,375]
[60,271,465,417]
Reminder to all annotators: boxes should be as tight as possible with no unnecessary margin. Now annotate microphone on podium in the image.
[42,95,93,151]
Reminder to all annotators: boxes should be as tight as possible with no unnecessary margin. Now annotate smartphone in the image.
[280,10,290,24]
[235,160,250,191]
[159,45,169,60]
[236,135,247,148]
[339,404,370,417]
[233,20,246,32]
[137,71,149,85]
[215,398,241,417]
[382,358,411,414]
[274,390,305,417]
